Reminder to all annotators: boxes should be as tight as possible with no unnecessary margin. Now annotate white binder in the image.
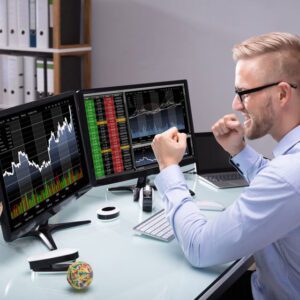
[0,55,3,106]
[47,58,54,95]
[17,0,30,48]
[24,56,37,103]
[8,0,18,47]
[0,54,10,109]
[36,58,45,98]
[29,0,37,47]
[7,55,24,107]
[0,0,8,47]
[36,0,49,48]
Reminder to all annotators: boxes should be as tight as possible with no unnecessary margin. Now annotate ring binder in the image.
[0,0,91,106]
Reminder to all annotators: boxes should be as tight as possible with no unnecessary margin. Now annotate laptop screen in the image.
[193,132,236,174]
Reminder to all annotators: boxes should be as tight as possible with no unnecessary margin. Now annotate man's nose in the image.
[232,94,244,111]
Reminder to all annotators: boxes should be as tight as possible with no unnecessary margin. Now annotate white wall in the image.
[91,0,300,157]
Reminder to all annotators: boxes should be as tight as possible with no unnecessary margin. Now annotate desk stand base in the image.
[25,220,91,250]
[108,176,156,202]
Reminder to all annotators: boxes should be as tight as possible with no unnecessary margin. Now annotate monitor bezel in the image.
[76,79,195,186]
[0,91,91,243]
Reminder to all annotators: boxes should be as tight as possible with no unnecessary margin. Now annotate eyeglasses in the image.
[235,82,298,104]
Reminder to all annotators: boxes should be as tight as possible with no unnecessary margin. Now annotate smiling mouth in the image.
[243,115,252,127]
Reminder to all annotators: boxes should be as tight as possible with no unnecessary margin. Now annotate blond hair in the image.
[233,32,300,80]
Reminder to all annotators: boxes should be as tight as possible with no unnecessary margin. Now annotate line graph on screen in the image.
[1,103,83,219]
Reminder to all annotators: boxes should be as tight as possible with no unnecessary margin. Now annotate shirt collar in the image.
[273,125,300,157]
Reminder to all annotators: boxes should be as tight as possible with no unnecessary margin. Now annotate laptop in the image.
[193,132,248,188]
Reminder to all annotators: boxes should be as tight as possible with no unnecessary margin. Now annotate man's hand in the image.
[211,114,245,156]
[151,127,187,171]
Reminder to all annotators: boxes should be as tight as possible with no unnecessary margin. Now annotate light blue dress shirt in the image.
[154,125,300,299]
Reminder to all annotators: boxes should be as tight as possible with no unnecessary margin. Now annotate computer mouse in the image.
[195,200,225,211]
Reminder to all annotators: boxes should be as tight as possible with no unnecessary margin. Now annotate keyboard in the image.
[206,172,243,181]
[200,171,248,188]
[133,209,175,242]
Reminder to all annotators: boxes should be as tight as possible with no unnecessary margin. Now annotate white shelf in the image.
[0,46,92,53]
[0,104,13,109]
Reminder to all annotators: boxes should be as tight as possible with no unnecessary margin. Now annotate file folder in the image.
[0,54,10,109]
[24,56,37,103]
[7,55,24,107]
[17,0,30,48]
[36,58,45,98]
[0,0,8,47]
[36,0,49,48]
[47,58,54,95]
[29,0,37,47]
[0,55,3,106]
[8,0,18,47]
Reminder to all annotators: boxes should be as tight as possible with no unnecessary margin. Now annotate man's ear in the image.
[278,82,292,107]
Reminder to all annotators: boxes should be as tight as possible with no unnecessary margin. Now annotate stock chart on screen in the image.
[126,86,187,168]
[0,98,85,229]
[81,82,193,182]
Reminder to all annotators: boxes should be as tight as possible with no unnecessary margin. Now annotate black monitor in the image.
[76,80,195,195]
[0,92,90,250]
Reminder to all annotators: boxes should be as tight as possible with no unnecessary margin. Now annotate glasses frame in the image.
[235,81,298,104]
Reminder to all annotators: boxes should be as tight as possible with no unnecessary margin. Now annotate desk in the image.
[0,171,252,299]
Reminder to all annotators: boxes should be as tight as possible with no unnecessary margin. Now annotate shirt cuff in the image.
[154,164,186,195]
[230,145,260,175]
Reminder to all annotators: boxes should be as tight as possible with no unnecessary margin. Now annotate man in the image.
[151,32,300,299]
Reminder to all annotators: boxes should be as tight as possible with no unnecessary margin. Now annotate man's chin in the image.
[244,124,254,139]
[244,128,265,140]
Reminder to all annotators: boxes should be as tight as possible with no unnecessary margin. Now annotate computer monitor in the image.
[0,92,90,250]
[76,80,195,193]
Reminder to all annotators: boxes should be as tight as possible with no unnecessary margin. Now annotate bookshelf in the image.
[0,0,92,108]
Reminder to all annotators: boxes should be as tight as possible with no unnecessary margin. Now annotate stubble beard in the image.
[244,97,275,140]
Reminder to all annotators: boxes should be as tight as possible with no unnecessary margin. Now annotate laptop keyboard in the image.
[199,171,248,188]
[133,209,175,242]
[206,172,243,182]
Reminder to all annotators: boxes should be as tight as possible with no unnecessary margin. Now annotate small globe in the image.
[67,261,93,290]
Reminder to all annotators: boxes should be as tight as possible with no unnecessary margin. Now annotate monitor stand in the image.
[108,176,154,202]
[25,219,91,250]
[108,175,195,200]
